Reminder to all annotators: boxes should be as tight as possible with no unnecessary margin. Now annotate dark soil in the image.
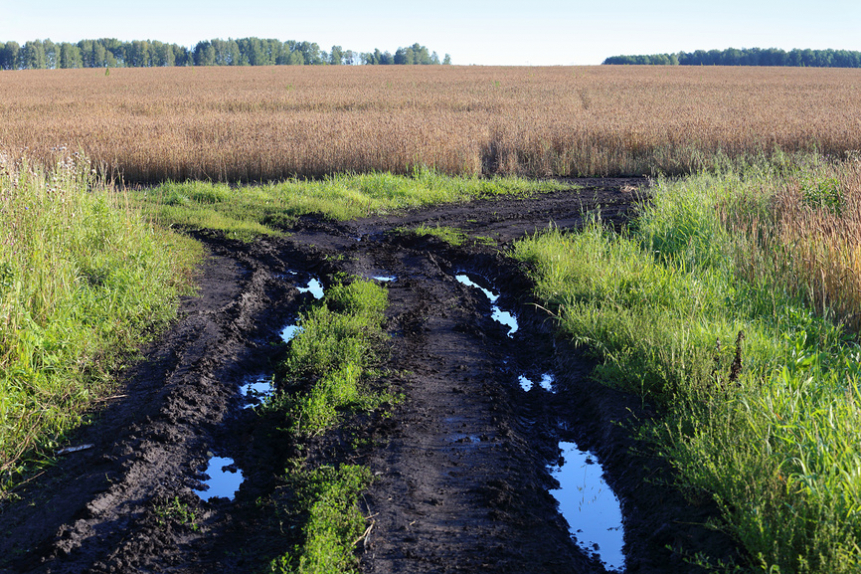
[0,180,740,573]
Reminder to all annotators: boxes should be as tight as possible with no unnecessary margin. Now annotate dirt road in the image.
[0,180,737,573]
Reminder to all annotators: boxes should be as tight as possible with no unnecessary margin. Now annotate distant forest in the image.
[603,48,861,68]
[0,38,452,70]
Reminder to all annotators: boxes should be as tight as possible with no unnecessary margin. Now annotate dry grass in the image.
[1,65,861,181]
[721,158,861,332]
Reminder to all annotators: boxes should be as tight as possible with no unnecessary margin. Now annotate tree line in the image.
[0,38,452,70]
[603,48,861,68]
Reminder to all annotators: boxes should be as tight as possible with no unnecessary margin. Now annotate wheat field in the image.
[1,65,860,181]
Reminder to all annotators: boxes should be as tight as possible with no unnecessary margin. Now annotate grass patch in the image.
[513,157,861,573]
[405,224,496,247]
[271,279,391,435]
[271,464,372,574]
[0,155,201,493]
[267,278,391,573]
[133,167,568,240]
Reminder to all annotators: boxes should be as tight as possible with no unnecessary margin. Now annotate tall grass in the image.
[2,66,861,181]
[513,158,861,572]
[0,154,200,491]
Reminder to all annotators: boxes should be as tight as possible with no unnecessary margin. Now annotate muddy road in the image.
[0,180,738,573]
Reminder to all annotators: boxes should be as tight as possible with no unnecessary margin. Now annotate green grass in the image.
[133,167,569,240]
[404,224,496,247]
[266,278,390,572]
[0,155,201,493]
[264,279,395,574]
[271,464,372,574]
[272,279,391,435]
[513,160,861,573]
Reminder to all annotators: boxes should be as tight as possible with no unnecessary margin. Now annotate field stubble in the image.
[2,65,861,181]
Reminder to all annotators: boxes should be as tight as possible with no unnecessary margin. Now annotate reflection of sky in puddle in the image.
[195,456,244,501]
[550,442,625,572]
[372,275,397,282]
[519,373,555,392]
[298,278,324,299]
[455,274,518,337]
[240,375,274,409]
[281,324,302,343]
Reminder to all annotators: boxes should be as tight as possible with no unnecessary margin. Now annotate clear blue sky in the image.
[3,0,860,65]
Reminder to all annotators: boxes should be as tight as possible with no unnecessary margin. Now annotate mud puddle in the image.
[551,441,625,572]
[455,273,518,336]
[519,373,555,392]
[195,456,244,502]
[240,374,275,409]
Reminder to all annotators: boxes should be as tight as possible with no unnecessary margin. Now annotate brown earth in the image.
[0,180,740,573]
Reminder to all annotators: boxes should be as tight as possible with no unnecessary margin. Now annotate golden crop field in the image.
[2,65,861,181]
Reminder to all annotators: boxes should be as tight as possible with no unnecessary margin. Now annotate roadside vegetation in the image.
[3,66,861,182]
[266,278,391,573]
[0,154,200,493]
[136,168,563,240]
[513,154,861,573]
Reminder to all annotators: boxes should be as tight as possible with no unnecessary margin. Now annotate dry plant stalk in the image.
[1,65,861,181]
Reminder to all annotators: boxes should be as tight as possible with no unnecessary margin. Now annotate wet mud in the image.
[0,180,740,573]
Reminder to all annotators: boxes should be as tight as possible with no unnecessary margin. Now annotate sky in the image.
[3,0,861,66]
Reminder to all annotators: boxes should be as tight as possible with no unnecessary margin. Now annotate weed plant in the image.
[0,154,200,493]
[513,156,861,573]
[134,167,565,240]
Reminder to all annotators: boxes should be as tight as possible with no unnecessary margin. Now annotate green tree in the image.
[59,43,83,68]
[21,40,47,69]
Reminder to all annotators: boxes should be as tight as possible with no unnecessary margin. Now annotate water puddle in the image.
[455,273,518,337]
[240,374,275,409]
[372,275,397,282]
[281,324,303,343]
[550,441,625,572]
[194,456,244,501]
[298,277,324,299]
[519,373,555,392]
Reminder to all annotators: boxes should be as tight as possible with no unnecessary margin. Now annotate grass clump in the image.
[513,157,861,573]
[405,224,496,247]
[271,464,372,574]
[134,167,567,239]
[273,278,390,435]
[0,154,201,492]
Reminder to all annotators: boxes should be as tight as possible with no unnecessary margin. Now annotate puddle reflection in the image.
[240,374,275,409]
[281,324,302,343]
[455,274,518,337]
[519,373,555,392]
[298,278,324,299]
[194,456,244,501]
[550,441,625,572]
